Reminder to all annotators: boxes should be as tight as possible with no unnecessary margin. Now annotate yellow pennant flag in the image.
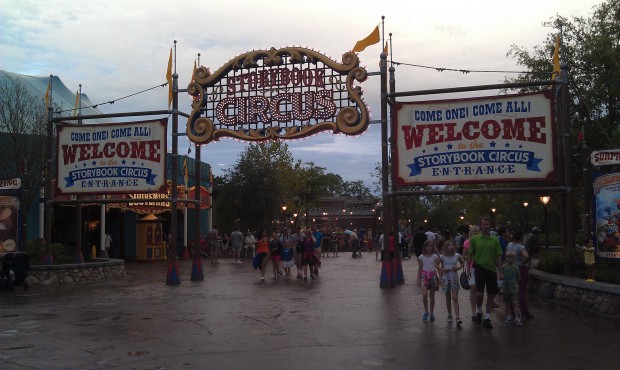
[352,26,380,53]
[383,41,389,55]
[73,90,79,116]
[192,60,197,82]
[44,81,51,111]
[166,48,173,108]
[551,34,560,81]
[183,157,189,186]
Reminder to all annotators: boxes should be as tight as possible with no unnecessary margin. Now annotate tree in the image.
[506,1,620,149]
[0,74,49,248]
[213,141,374,233]
[214,141,294,232]
[506,0,620,233]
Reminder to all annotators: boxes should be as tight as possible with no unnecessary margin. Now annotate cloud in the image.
[0,0,600,187]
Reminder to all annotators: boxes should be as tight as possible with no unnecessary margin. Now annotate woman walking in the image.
[253,230,270,281]
[300,229,318,281]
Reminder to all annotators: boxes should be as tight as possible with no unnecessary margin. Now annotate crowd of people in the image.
[414,217,536,329]
[201,225,366,281]
[199,218,543,328]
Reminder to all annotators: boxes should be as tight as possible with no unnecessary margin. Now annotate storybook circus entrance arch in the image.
[379,52,576,288]
[43,47,371,286]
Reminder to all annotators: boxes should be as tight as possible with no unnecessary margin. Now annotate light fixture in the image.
[282,205,287,211]
[523,202,528,208]
[539,196,550,205]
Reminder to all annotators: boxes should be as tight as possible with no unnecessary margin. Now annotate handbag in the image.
[460,271,470,290]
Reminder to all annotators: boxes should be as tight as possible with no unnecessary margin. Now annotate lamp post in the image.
[539,196,550,249]
[523,202,529,231]
[281,205,287,226]
[293,213,298,228]
[491,208,496,230]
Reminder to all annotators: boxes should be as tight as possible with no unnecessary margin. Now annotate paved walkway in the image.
[1,253,619,369]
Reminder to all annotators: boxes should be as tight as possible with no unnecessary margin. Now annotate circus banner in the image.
[593,172,620,259]
[394,91,556,185]
[56,119,167,195]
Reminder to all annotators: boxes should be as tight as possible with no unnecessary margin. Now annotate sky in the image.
[0,0,602,190]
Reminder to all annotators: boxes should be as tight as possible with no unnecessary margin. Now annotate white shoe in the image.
[515,318,523,326]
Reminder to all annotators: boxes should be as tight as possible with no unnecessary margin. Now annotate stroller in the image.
[0,252,30,291]
[400,239,411,260]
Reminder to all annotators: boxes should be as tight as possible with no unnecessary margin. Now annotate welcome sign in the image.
[394,92,556,185]
[56,119,168,195]
[186,47,370,144]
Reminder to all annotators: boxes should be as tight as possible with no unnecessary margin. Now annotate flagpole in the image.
[191,142,204,281]
[167,39,181,285]
[389,32,393,66]
[581,127,591,239]
[44,75,54,264]
[381,16,385,54]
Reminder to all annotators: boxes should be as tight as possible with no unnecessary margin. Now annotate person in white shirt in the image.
[244,230,256,258]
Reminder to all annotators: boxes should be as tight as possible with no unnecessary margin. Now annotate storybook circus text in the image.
[394,92,555,185]
[56,119,168,195]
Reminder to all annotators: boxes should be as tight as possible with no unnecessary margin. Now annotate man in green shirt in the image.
[468,217,503,329]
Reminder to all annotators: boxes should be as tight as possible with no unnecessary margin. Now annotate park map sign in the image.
[185,47,370,144]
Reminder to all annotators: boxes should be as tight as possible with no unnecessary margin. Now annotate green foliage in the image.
[596,259,620,284]
[537,246,620,284]
[537,250,566,274]
[213,141,372,233]
[26,239,71,265]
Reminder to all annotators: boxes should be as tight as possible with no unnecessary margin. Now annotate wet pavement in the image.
[1,253,619,369]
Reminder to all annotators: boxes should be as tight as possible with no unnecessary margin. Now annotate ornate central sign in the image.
[186,47,369,143]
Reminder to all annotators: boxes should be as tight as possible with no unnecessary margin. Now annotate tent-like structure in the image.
[0,70,114,123]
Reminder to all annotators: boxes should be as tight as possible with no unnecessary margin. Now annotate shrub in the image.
[26,240,72,265]
[537,250,565,274]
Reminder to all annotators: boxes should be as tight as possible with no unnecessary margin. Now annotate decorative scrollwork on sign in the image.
[186,47,370,144]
